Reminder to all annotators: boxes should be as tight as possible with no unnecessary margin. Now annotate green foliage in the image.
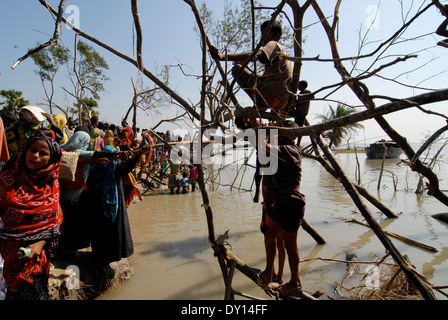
[31,43,70,82]
[316,103,364,148]
[75,40,110,100]
[0,89,30,117]
[200,0,293,54]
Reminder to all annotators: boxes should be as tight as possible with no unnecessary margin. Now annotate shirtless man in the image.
[258,120,306,296]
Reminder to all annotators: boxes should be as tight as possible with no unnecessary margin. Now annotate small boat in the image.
[365,140,402,159]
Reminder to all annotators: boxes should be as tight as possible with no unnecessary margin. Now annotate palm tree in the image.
[315,103,364,148]
[0,89,30,117]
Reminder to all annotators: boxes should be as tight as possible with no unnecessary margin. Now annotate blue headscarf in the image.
[61,131,93,156]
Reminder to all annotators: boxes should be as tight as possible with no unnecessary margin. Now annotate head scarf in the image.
[90,128,103,151]
[51,114,68,145]
[74,126,90,136]
[61,131,91,153]
[0,134,62,240]
[103,129,115,146]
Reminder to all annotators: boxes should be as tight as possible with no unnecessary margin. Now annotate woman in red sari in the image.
[0,134,62,300]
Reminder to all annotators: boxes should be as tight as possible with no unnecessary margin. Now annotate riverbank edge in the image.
[49,248,134,300]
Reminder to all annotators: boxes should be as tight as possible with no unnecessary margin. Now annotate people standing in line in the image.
[258,120,306,296]
[81,145,150,265]
[90,127,104,152]
[210,20,293,128]
[0,134,62,300]
[51,114,69,145]
[103,124,116,146]
[65,118,76,140]
[87,116,99,133]
[121,120,134,147]
[58,130,130,254]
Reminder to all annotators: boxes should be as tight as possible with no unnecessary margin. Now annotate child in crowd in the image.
[179,171,189,194]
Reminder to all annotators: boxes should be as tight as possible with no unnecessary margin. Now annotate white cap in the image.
[20,106,47,123]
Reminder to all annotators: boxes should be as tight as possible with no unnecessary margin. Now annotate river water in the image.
[99,142,448,300]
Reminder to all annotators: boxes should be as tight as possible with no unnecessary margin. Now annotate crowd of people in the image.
[0,18,313,301]
[0,106,198,300]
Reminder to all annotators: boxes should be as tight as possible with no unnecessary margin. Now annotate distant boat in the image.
[365,140,402,159]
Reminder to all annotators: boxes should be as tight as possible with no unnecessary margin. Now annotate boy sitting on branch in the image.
[210,20,294,129]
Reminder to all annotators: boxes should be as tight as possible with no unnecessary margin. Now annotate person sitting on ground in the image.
[436,5,448,48]
[210,20,293,128]
[0,133,62,300]
[258,120,306,297]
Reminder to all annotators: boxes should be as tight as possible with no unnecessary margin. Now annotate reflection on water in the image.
[100,150,448,300]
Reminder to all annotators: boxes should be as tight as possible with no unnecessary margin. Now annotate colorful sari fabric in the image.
[122,171,141,208]
[120,130,131,147]
[0,134,62,299]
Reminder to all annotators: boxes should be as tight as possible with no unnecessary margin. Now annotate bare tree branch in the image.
[11,0,67,69]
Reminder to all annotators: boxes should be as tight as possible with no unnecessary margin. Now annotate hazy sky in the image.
[0,0,447,144]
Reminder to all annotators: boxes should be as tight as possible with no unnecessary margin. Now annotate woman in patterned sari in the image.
[0,134,62,300]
